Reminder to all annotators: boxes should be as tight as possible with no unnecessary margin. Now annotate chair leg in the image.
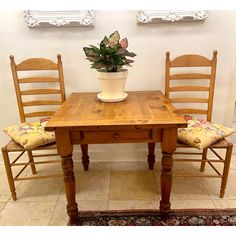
[200,148,208,172]
[220,143,233,198]
[27,150,37,174]
[1,147,17,200]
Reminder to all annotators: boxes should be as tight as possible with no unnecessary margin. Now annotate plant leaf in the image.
[120,38,128,49]
[92,62,105,69]
[83,47,98,57]
[125,59,135,63]
[100,36,109,46]
[86,56,100,62]
[108,31,120,48]
[125,51,136,57]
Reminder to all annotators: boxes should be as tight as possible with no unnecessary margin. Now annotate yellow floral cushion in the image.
[178,115,235,149]
[4,118,55,149]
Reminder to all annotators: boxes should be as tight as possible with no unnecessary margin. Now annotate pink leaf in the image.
[120,38,128,49]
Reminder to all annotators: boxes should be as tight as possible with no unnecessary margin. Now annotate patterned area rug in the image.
[77,209,236,226]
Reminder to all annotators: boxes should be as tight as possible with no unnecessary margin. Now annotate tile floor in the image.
[0,153,236,226]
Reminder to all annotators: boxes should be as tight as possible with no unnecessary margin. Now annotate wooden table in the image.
[45,91,187,225]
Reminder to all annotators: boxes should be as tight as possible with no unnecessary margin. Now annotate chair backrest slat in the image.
[169,86,210,92]
[16,58,58,71]
[22,100,63,106]
[24,111,55,118]
[174,108,208,115]
[170,98,208,103]
[170,73,211,80]
[170,54,212,67]
[20,89,61,95]
[165,51,217,121]
[19,77,60,83]
[10,55,66,123]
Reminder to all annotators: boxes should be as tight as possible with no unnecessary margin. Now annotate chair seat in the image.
[177,137,231,149]
[3,139,57,152]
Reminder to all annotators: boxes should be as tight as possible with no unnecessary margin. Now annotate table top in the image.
[45,91,187,131]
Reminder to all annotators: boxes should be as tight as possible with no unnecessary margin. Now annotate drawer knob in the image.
[113,133,119,139]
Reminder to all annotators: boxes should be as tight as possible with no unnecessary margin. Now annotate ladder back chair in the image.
[1,55,66,200]
[165,50,233,198]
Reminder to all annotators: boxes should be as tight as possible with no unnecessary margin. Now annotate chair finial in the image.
[9,55,15,63]
[166,51,170,59]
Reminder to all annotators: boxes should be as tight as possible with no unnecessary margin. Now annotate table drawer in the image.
[72,128,161,144]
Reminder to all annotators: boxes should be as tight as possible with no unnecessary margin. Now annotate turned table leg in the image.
[159,127,177,220]
[81,144,90,171]
[56,130,79,226]
[147,142,155,169]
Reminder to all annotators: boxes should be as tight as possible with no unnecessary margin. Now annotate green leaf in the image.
[92,62,105,69]
[125,59,135,63]
[86,56,100,62]
[83,47,98,57]
[89,45,101,53]
[100,36,109,46]
[124,50,136,57]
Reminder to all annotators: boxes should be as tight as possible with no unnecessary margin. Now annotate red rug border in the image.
[78,208,236,217]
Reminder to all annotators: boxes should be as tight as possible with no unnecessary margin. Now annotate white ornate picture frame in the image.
[137,10,209,24]
[23,10,95,27]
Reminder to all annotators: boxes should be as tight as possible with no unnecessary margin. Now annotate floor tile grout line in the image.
[107,169,112,210]
[153,169,160,202]
[0,201,8,214]
[212,199,220,209]
[47,200,60,226]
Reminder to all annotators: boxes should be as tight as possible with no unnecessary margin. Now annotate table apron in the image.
[70,128,163,144]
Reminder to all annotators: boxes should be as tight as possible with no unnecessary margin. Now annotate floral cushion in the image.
[4,118,55,149]
[178,115,235,149]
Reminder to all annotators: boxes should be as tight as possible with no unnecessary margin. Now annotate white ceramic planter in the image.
[97,69,128,102]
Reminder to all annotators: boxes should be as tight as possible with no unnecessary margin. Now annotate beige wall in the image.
[0,10,236,160]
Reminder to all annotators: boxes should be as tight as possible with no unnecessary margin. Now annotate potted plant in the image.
[83,31,136,102]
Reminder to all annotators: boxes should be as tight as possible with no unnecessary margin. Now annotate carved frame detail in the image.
[23,10,95,27]
[137,10,209,24]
